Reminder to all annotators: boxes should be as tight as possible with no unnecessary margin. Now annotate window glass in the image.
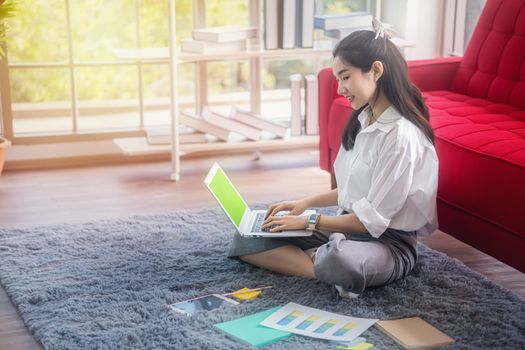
[139,1,169,48]
[75,66,139,131]
[205,0,249,27]
[8,0,68,63]
[10,68,72,135]
[70,0,136,62]
[142,64,195,127]
[321,0,369,13]
[464,0,486,49]
[262,59,321,121]
[203,61,248,115]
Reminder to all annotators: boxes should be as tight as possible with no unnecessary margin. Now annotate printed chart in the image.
[261,302,378,342]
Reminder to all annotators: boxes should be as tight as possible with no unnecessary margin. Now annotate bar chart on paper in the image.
[314,319,339,334]
[296,315,320,330]
[277,310,303,326]
[260,302,378,342]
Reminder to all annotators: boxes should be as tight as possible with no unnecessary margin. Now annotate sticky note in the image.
[332,337,366,347]
[230,287,261,300]
[336,342,374,350]
[348,342,374,350]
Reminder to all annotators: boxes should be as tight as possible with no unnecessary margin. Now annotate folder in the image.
[179,110,231,141]
[264,0,281,49]
[202,107,262,141]
[375,317,454,349]
[282,0,297,49]
[290,74,303,136]
[181,38,246,54]
[231,108,289,138]
[192,26,257,43]
[296,0,314,48]
[314,12,373,31]
[304,74,319,135]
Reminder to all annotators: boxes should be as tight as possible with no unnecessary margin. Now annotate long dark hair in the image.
[333,30,434,150]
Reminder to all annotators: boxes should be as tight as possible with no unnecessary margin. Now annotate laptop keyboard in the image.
[251,212,270,232]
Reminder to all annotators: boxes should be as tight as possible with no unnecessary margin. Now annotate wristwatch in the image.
[306,213,321,231]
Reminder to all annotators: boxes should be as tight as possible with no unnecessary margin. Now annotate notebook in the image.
[204,162,314,237]
[214,307,292,347]
[375,317,454,349]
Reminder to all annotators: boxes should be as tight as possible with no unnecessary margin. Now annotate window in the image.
[464,0,486,49]
[443,0,486,56]
[1,0,369,142]
[2,0,187,141]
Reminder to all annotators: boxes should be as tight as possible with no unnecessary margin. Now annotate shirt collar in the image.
[358,105,403,133]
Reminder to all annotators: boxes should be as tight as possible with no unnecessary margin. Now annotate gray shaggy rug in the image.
[0,206,524,350]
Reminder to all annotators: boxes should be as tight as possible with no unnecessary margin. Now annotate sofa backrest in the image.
[452,0,525,109]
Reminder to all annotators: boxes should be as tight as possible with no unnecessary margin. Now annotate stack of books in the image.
[314,11,373,40]
[289,74,319,136]
[181,26,257,54]
[264,0,315,50]
[147,106,290,145]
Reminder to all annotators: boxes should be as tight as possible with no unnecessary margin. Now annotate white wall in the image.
[382,0,445,60]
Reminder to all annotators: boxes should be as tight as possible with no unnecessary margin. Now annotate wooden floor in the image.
[0,148,523,350]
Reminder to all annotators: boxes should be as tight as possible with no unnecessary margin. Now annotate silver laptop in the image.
[204,162,314,238]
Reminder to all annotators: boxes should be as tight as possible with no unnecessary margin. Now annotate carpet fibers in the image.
[0,207,524,349]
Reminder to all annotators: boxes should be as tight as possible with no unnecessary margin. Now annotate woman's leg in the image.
[240,245,316,279]
[314,232,417,295]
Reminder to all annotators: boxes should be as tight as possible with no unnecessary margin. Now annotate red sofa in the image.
[318,0,525,272]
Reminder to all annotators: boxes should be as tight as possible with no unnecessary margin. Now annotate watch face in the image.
[308,213,318,224]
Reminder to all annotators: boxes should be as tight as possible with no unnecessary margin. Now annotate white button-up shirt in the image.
[333,105,438,238]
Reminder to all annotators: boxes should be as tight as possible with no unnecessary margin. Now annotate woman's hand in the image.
[261,214,309,233]
[262,199,310,233]
[264,199,309,219]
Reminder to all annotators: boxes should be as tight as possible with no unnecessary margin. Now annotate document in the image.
[261,302,377,342]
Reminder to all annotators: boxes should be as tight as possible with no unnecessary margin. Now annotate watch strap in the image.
[307,213,320,231]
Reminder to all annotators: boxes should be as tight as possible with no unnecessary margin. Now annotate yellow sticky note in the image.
[230,287,261,300]
[336,343,374,350]
[349,342,374,350]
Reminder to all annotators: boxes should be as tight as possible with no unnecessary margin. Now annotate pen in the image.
[222,286,274,297]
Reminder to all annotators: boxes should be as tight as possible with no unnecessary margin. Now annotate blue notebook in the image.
[214,307,292,347]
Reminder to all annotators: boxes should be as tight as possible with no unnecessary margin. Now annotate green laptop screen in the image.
[209,167,247,227]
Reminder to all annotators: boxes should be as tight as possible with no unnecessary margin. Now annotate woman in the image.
[228,25,438,297]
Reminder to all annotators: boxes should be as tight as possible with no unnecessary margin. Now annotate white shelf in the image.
[113,0,327,181]
[113,44,334,63]
[114,135,319,157]
[113,38,413,63]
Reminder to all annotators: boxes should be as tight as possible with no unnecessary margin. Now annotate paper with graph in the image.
[260,302,377,342]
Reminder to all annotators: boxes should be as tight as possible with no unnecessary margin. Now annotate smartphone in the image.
[168,294,239,315]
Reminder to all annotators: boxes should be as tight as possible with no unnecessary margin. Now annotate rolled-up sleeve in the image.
[352,151,413,238]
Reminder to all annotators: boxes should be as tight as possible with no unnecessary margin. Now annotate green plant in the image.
[0,0,16,58]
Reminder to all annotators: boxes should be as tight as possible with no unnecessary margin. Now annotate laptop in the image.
[204,163,314,238]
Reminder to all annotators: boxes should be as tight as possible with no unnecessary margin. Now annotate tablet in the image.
[168,294,239,315]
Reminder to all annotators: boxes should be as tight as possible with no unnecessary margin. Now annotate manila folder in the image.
[375,317,454,349]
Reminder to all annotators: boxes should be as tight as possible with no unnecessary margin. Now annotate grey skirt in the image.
[228,228,417,295]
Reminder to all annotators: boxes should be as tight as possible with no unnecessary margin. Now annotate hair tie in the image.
[372,18,392,40]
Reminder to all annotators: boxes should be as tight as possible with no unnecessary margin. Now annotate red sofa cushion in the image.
[424,91,525,239]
